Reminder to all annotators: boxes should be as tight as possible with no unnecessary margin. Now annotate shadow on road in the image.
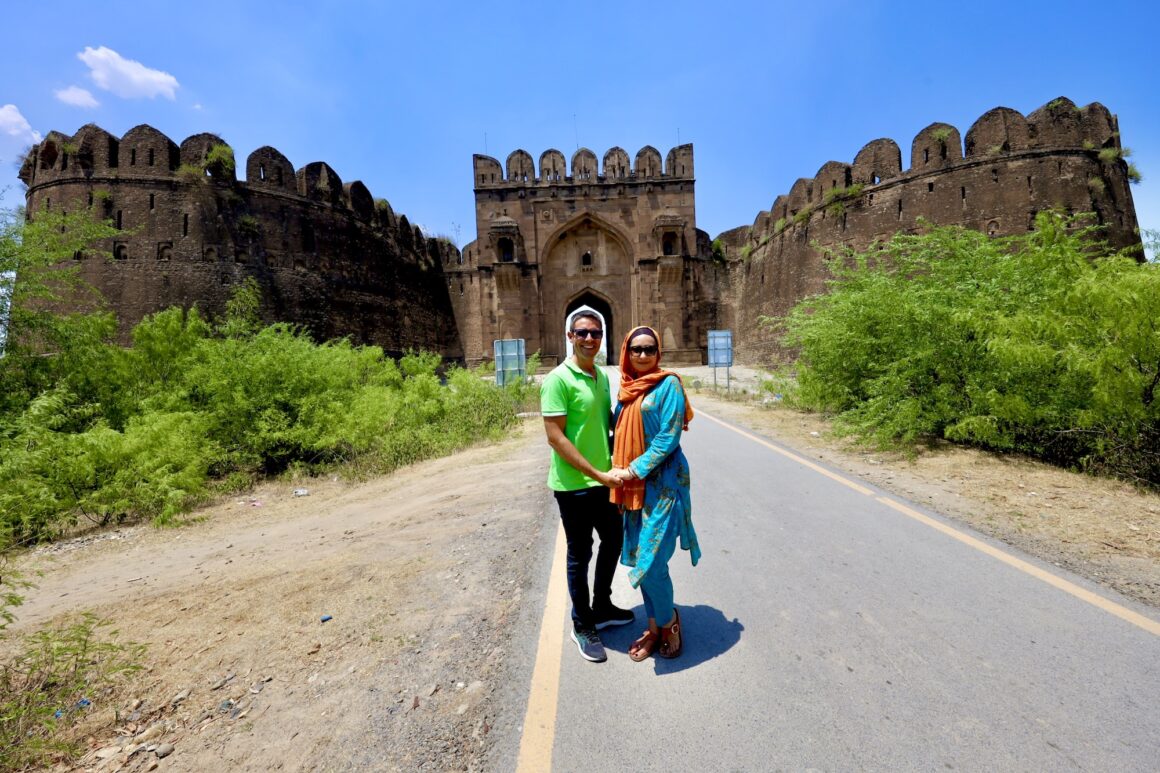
[601,603,744,673]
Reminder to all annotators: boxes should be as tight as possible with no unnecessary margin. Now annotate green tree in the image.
[0,206,119,417]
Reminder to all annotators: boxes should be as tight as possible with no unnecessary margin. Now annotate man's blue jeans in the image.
[553,487,622,629]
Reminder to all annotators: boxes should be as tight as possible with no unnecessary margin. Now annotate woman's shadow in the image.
[601,604,743,674]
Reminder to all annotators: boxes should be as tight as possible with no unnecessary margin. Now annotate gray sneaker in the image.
[570,625,607,663]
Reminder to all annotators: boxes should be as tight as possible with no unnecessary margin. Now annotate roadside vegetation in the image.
[0,205,534,769]
[763,212,1160,487]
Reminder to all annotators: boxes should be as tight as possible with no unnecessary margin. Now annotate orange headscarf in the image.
[610,326,694,510]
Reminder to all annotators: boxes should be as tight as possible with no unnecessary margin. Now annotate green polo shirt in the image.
[541,358,613,491]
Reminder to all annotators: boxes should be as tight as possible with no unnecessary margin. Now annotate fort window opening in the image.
[183,213,189,236]
[116,210,123,229]
[87,192,93,207]
[273,167,283,185]
[961,186,966,201]
[149,193,155,210]
[259,164,266,181]
[872,175,880,184]
[498,238,514,262]
[130,149,136,166]
[928,182,934,192]
[147,148,154,166]
[923,149,929,163]
[940,143,947,160]
[992,168,999,183]
[581,251,592,268]
[662,233,677,256]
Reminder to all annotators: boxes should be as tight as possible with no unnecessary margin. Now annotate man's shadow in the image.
[601,604,743,673]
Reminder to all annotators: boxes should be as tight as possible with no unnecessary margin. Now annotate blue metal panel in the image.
[707,329,733,367]
[493,338,527,386]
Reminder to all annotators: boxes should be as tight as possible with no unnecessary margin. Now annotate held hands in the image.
[599,470,624,489]
[608,467,635,484]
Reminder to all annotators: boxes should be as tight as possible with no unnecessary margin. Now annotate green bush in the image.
[0,274,529,545]
[773,212,1160,484]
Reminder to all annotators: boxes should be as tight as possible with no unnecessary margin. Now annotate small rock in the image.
[129,699,143,711]
[95,746,122,760]
[456,703,469,715]
[155,742,175,759]
[307,642,321,655]
[171,688,190,707]
[426,684,439,697]
[250,682,264,694]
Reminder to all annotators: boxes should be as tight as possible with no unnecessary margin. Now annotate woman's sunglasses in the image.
[629,345,658,355]
[571,329,604,339]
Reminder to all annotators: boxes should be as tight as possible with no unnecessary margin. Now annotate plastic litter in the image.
[320,615,333,623]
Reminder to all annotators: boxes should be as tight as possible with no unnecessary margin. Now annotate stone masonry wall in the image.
[19,124,462,359]
[722,97,1142,364]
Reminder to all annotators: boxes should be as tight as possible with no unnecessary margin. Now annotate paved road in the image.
[520,404,1160,772]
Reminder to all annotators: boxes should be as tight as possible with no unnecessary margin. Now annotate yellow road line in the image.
[701,409,1160,638]
[516,520,567,772]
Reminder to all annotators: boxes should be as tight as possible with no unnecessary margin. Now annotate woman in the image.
[609,326,700,661]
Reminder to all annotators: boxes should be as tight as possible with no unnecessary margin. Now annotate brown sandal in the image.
[658,608,682,659]
[628,629,659,662]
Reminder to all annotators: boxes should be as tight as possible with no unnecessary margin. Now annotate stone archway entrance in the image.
[565,291,613,365]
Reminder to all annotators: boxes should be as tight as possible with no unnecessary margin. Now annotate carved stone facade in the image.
[447,145,717,366]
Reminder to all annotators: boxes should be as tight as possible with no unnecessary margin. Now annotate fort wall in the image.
[19,124,462,359]
[721,97,1142,363]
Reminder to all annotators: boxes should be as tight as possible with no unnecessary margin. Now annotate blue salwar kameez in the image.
[615,375,701,622]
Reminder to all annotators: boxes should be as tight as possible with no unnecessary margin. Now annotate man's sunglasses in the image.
[571,329,604,339]
[629,345,658,355]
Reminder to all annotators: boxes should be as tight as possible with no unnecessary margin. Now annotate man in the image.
[541,311,635,662]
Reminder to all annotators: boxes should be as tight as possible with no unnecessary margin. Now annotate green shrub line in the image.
[0,282,537,547]
[763,211,1160,487]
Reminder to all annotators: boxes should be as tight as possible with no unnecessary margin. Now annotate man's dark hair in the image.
[570,311,603,330]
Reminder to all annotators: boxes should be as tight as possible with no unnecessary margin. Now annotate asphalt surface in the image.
[533,404,1160,772]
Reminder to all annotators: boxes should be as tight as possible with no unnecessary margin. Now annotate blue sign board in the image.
[707,330,733,367]
[493,338,527,387]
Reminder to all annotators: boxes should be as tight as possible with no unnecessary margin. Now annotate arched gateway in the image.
[448,144,715,367]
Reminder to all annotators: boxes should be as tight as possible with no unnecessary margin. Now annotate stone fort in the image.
[17,97,1141,366]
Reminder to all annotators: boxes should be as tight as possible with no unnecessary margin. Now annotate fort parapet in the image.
[18,124,462,358]
[720,97,1142,362]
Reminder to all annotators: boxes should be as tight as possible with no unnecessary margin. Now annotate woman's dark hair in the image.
[626,326,658,345]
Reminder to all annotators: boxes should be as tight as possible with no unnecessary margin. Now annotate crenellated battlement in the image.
[751,98,1121,233]
[472,143,694,188]
[722,96,1141,363]
[19,124,417,229]
[19,124,462,358]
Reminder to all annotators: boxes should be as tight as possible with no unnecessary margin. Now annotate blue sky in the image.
[2,0,1157,255]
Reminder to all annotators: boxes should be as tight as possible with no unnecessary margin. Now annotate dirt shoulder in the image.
[674,365,1160,611]
[5,421,555,772]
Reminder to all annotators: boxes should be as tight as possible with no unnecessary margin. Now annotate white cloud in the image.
[0,104,41,144]
[77,46,179,100]
[54,85,100,108]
